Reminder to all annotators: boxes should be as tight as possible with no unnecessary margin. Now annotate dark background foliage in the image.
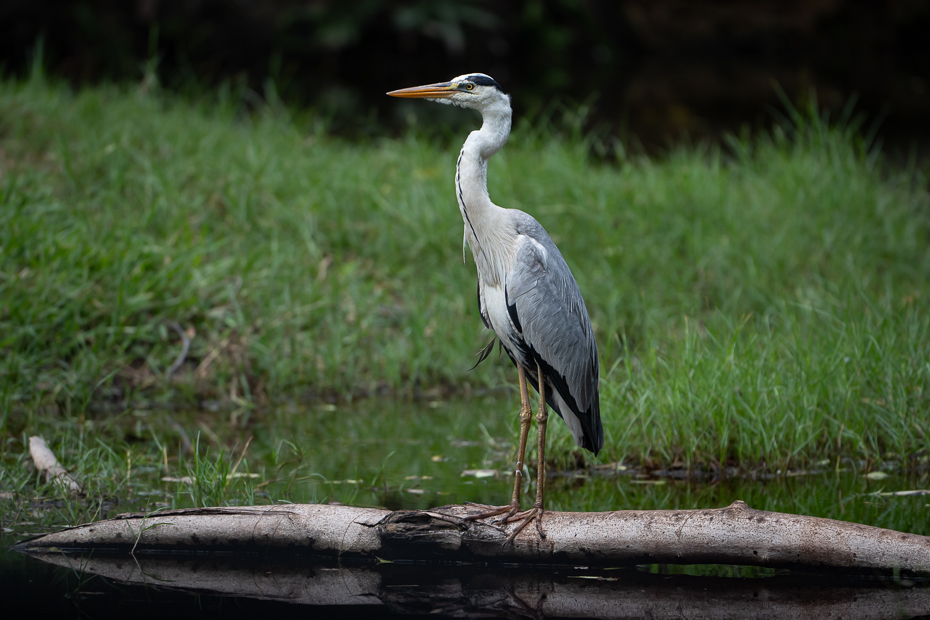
[2,0,929,148]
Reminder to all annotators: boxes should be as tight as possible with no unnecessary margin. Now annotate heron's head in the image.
[387,73,510,113]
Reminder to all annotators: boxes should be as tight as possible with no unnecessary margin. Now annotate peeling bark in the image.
[16,501,930,576]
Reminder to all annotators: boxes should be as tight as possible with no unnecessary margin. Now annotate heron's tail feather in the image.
[469,337,497,371]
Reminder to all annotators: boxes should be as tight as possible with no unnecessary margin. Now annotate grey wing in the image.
[505,221,603,454]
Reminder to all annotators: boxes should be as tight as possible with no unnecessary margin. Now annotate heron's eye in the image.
[465,83,475,91]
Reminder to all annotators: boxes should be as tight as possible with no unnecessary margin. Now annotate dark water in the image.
[3,542,929,619]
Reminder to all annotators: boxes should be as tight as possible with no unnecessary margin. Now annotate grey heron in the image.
[388,73,602,545]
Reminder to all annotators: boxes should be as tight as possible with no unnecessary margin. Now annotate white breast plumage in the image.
[482,283,516,339]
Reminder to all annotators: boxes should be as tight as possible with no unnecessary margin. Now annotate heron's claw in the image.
[500,505,546,548]
[498,508,531,524]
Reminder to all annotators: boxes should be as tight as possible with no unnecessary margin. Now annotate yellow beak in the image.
[386,82,458,99]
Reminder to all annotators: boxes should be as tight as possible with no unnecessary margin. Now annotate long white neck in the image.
[455,99,513,285]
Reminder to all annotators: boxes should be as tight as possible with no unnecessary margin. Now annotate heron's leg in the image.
[500,360,549,544]
[464,364,533,523]
[532,360,548,536]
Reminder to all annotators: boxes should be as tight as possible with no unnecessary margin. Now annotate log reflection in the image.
[24,552,930,619]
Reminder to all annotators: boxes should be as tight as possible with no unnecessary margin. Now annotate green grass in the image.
[1,74,929,473]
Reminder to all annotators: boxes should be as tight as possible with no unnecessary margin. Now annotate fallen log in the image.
[28,436,81,494]
[16,501,930,576]
[24,553,930,619]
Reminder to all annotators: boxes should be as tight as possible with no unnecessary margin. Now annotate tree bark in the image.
[16,501,930,576]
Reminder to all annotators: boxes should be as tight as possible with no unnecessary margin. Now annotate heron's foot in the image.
[463,501,521,524]
[500,504,546,548]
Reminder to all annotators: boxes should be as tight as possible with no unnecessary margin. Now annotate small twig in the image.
[229,436,253,480]
[28,436,82,494]
[166,321,191,376]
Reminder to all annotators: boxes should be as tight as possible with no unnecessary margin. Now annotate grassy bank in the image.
[1,76,929,470]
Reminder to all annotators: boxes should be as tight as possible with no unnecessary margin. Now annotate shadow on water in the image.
[4,544,929,619]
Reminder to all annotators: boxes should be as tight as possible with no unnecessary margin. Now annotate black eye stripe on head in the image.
[464,74,503,92]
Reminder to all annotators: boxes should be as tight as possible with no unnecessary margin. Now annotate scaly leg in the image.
[500,360,548,545]
[464,364,533,524]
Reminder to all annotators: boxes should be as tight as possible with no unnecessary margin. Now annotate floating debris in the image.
[461,469,497,478]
